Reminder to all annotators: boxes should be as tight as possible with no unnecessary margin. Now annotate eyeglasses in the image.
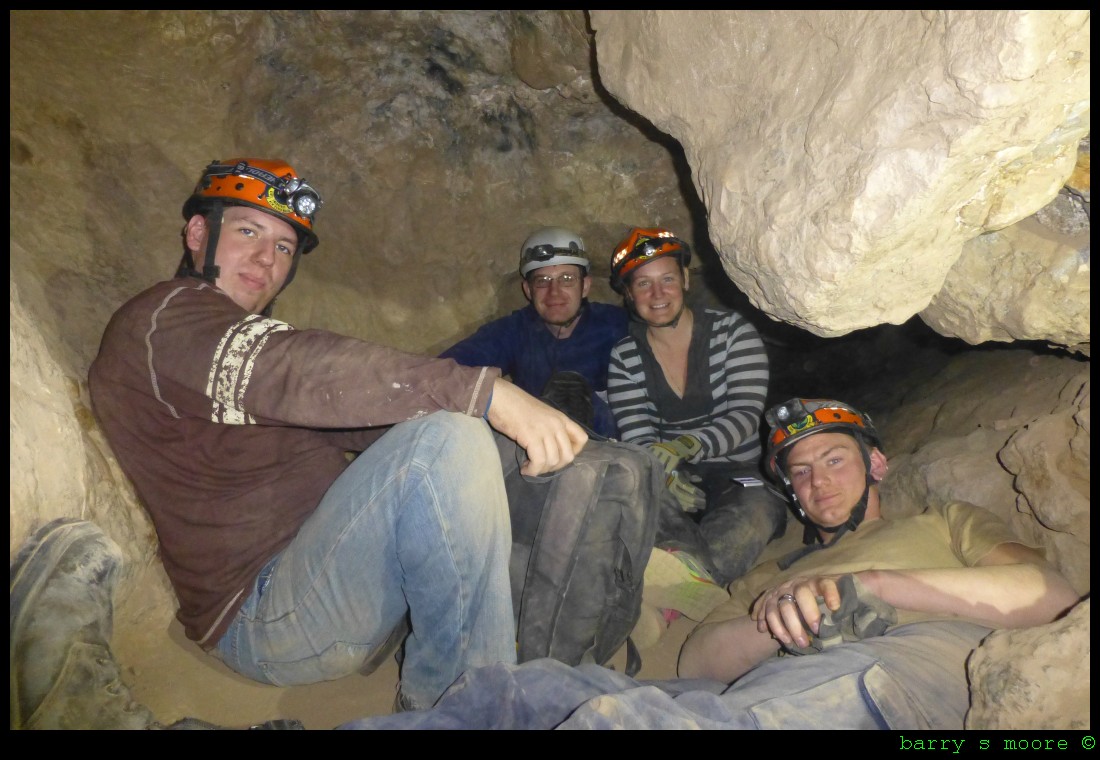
[529,272,581,290]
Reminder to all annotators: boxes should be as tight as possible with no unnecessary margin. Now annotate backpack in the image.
[494,432,669,676]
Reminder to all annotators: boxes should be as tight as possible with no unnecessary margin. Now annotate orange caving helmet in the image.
[182,158,322,254]
[764,398,885,553]
[764,398,882,482]
[609,227,692,294]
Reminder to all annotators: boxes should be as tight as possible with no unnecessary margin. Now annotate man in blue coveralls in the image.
[440,227,628,438]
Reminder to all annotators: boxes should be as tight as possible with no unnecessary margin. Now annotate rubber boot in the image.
[9,518,154,729]
[540,371,595,430]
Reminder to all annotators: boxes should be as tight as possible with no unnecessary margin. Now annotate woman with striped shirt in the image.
[607,228,787,589]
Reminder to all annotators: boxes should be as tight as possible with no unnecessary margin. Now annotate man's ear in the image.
[184,214,207,256]
[520,279,533,303]
[581,274,592,299]
[868,447,889,482]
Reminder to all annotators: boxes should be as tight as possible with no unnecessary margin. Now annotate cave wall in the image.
[591,10,1090,349]
[9,8,694,557]
[8,10,1090,728]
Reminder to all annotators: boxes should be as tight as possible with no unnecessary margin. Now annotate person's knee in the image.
[419,410,487,437]
[406,412,498,471]
[414,413,507,521]
[423,411,492,448]
[741,491,788,534]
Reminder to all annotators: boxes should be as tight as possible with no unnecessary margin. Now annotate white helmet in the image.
[518,227,590,277]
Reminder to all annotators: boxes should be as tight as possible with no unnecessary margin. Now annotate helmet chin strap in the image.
[777,441,877,571]
[201,214,223,282]
[177,202,306,318]
[546,300,585,332]
[176,201,223,283]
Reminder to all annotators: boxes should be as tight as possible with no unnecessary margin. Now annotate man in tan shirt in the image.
[340,397,1079,729]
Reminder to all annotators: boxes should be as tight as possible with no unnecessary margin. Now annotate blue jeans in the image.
[339,621,991,729]
[214,412,517,708]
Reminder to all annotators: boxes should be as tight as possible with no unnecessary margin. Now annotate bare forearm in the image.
[860,563,1078,629]
[677,616,778,682]
[486,377,587,476]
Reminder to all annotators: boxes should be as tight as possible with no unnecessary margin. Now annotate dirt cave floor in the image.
[116,608,701,730]
[117,519,801,730]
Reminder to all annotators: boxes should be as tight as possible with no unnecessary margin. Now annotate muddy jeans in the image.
[657,461,789,586]
[213,412,517,709]
[339,621,992,730]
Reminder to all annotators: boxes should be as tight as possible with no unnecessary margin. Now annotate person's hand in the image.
[486,377,588,477]
[666,470,706,513]
[648,435,702,475]
[749,575,844,651]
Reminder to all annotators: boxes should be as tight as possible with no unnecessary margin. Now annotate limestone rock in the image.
[511,10,595,100]
[966,598,1091,730]
[922,196,1090,355]
[591,10,1091,343]
[876,351,1091,594]
[9,275,88,557]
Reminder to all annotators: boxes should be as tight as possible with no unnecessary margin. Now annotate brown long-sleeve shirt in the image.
[89,277,499,646]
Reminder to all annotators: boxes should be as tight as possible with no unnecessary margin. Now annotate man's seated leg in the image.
[695,466,788,586]
[214,411,515,709]
[339,658,649,730]
[712,621,993,730]
[341,620,991,730]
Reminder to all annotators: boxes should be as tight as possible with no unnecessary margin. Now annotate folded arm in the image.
[679,542,1079,683]
[858,542,1079,629]
[677,615,780,682]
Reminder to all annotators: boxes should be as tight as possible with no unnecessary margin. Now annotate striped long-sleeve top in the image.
[607,308,769,465]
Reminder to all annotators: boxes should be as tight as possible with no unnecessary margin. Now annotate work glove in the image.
[782,574,898,656]
[666,469,707,513]
[648,435,703,475]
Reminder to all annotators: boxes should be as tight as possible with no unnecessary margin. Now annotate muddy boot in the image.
[540,371,595,430]
[10,518,155,729]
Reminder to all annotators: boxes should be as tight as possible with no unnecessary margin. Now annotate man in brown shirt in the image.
[87,158,587,710]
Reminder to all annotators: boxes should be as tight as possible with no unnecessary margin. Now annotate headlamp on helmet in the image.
[183,158,322,254]
[764,398,881,483]
[519,227,590,278]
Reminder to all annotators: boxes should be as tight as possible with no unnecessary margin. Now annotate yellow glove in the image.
[648,435,703,475]
[666,469,707,513]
